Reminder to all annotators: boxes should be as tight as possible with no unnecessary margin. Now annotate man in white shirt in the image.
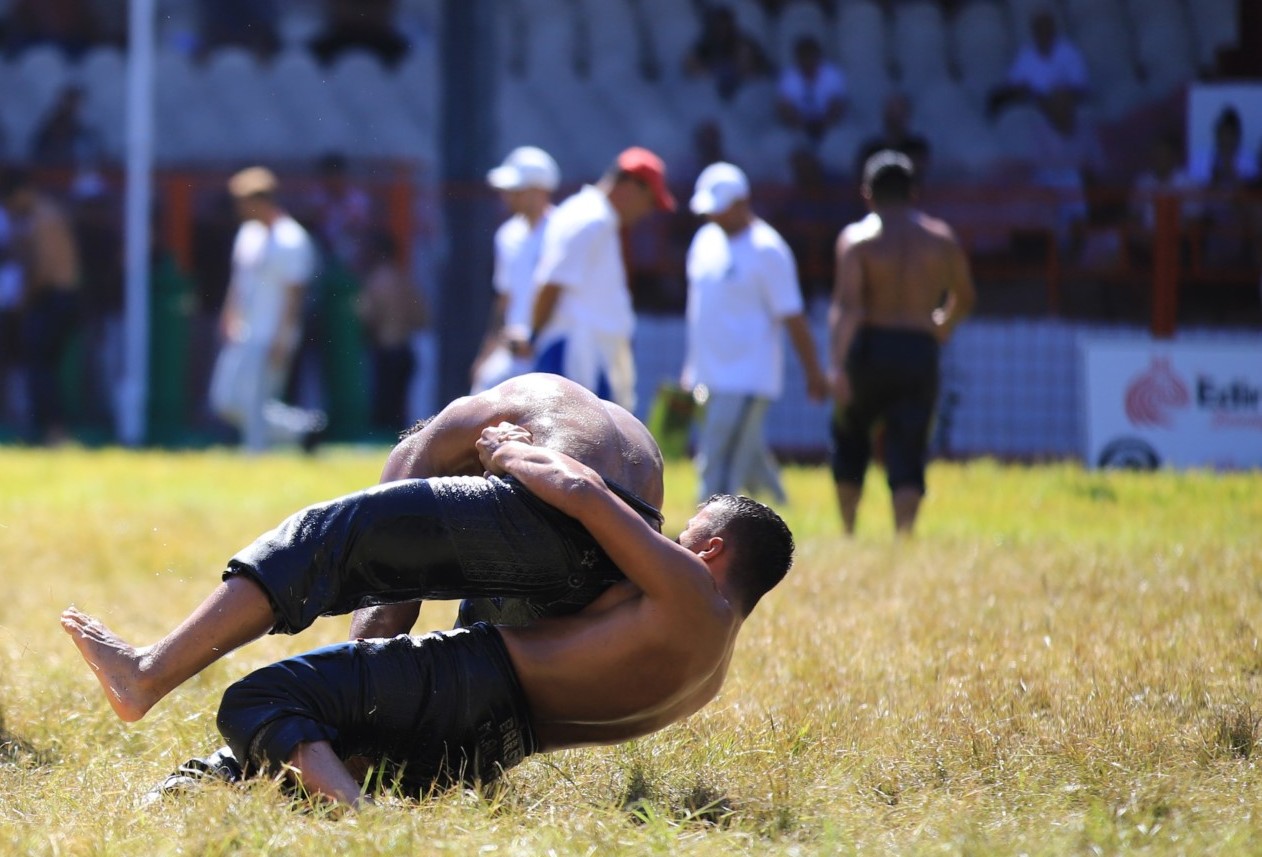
[683,163,827,503]
[471,146,559,394]
[209,166,324,453]
[988,9,1088,116]
[530,147,676,411]
[776,36,847,142]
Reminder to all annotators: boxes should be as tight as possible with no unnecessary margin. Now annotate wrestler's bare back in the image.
[839,210,969,332]
[384,373,664,509]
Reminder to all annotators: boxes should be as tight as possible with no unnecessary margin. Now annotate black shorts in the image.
[224,475,624,634]
[217,622,536,792]
[831,326,939,493]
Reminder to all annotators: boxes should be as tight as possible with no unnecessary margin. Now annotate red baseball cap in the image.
[617,146,676,212]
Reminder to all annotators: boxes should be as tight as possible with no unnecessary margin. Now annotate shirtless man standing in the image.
[829,151,976,535]
[61,373,664,723]
[214,424,794,807]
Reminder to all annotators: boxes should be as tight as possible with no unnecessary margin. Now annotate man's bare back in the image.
[835,210,970,334]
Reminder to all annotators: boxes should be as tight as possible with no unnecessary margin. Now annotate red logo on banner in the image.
[1125,357,1190,427]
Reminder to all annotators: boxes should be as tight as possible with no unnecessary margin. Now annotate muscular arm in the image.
[530,282,562,338]
[828,231,865,403]
[481,436,715,612]
[932,239,976,343]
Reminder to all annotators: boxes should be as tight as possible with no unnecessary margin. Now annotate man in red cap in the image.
[528,147,675,411]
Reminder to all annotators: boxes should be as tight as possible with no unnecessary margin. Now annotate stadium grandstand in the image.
[0,0,1257,463]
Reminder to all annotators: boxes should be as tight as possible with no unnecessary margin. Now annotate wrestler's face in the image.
[678,507,717,555]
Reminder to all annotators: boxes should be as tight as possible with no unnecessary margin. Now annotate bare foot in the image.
[60,607,159,722]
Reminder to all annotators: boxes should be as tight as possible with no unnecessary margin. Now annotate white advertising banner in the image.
[1082,339,1262,470]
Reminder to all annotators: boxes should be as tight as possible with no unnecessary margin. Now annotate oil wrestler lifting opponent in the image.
[217,425,794,808]
[60,373,665,723]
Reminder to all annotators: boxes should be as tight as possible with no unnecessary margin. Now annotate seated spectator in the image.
[306,152,373,275]
[1128,131,1199,263]
[3,0,100,58]
[682,5,772,100]
[30,85,102,167]
[197,0,279,61]
[988,8,1088,118]
[776,36,847,143]
[1023,87,1106,254]
[1188,106,1258,269]
[677,119,730,188]
[310,0,410,68]
[855,92,932,181]
[773,147,850,298]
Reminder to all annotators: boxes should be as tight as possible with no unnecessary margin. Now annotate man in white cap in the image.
[682,162,827,504]
[529,147,676,412]
[470,146,560,393]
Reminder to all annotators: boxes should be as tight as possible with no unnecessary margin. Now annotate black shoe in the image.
[140,746,244,806]
[300,412,329,455]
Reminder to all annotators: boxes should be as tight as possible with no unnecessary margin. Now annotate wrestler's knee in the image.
[217,663,334,776]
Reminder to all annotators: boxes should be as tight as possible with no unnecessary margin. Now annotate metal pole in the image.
[437,0,497,406]
[119,0,156,445]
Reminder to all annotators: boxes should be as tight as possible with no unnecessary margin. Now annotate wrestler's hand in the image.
[476,422,533,475]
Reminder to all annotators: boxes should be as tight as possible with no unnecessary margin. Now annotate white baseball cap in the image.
[486,146,560,192]
[689,162,749,215]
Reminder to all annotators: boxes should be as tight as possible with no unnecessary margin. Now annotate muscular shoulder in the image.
[916,212,959,244]
[838,213,881,251]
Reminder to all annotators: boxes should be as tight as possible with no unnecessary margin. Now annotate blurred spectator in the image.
[355,229,427,433]
[310,0,410,68]
[30,84,102,168]
[774,147,850,298]
[677,119,729,188]
[307,152,373,275]
[775,36,847,143]
[4,0,100,58]
[197,0,279,61]
[682,162,827,504]
[1189,106,1257,186]
[531,147,677,411]
[682,5,772,100]
[69,175,124,434]
[855,92,932,181]
[987,9,1088,118]
[1129,131,1199,244]
[1189,106,1258,268]
[471,146,558,394]
[1023,87,1106,253]
[1,167,82,445]
[208,167,325,453]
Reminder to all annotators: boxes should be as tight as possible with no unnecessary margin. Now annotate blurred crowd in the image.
[0,0,1259,448]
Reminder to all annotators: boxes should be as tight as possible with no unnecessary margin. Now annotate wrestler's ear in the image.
[697,536,725,561]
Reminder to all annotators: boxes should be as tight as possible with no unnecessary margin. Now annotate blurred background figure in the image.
[208,167,324,453]
[988,7,1089,117]
[355,228,427,435]
[471,146,559,394]
[308,152,373,278]
[1128,130,1199,264]
[776,36,848,143]
[310,0,410,68]
[682,4,772,100]
[856,92,933,182]
[3,0,101,58]
[531,147,676,411]
[30,84,102,168]
[196,0,279,61]
[682,162,827,504]
[1,167,82,445]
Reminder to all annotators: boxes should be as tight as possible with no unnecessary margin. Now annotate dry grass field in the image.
[1,447,1260,855]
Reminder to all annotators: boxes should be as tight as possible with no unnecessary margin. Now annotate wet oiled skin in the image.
[383,374,664,513]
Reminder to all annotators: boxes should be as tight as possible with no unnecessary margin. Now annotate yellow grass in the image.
[1,447,1260,855]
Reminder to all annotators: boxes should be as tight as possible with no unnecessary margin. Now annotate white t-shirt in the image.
[777,61,847,121]
[533,185,632,338]
[684,219,804,399]
[493,209,550,335]
[231,214,317,344]
[1006,38,1088,96]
